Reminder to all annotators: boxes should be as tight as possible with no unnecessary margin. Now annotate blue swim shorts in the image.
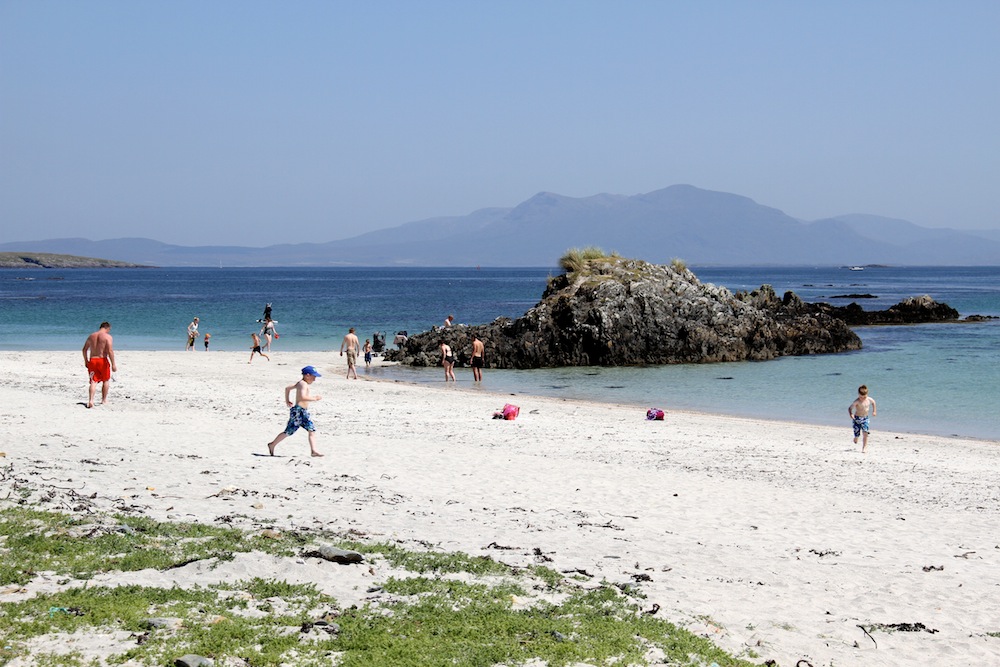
[852,415,870,437]
[284,405,316,435]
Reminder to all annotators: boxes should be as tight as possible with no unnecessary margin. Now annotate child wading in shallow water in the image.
[848,384,877,453]
[266,366,324,457]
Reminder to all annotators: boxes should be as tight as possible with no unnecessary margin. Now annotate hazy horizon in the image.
[3,2,999,246]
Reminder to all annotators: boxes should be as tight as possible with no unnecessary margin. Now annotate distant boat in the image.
[849,266,865,271]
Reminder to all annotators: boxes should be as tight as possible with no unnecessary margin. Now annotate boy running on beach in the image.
[849,384,877,453]
[249,332,270,363]
[266,366,324,457]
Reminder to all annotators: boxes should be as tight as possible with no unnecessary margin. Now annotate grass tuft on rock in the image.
[558,247,619,275]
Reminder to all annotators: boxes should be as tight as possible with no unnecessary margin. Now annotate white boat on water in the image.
[849,266,865,271]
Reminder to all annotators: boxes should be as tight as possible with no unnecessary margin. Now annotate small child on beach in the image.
[266,366,324,457]
[249,332,270,363]
[203,332,211,351]
[848,384,877,453]
[364,339,372,368]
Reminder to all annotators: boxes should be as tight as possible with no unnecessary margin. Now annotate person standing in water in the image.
[440,337,456,382]
[470,334,485,382]
[260,318,277,352]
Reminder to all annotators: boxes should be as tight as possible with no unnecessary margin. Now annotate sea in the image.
[2,265,998,441]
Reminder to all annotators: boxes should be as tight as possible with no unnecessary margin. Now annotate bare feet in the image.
[311,451,324,457]
[267,441,277,456]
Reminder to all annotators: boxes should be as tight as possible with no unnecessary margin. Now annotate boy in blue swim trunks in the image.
[848,384,877,453]
[267,366,324,457]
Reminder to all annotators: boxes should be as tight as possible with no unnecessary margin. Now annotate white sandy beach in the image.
[2,349,999,666]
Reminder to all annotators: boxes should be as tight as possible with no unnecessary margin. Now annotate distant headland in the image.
[0,252,150,269]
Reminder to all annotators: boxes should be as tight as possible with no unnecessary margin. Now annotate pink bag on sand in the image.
[646,408,665,421]
[492,404,520,420]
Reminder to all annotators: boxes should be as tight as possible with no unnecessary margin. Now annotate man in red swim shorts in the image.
[82,321,117,408]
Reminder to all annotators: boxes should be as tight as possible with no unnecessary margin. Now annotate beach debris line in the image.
[865,621,939,634]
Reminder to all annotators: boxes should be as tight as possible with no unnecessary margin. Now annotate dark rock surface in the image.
[805,294,960,325]
[0,251,148,268]
[385,257,866,369]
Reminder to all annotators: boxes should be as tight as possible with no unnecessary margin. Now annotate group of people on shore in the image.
[186,317,208,351]
[82,318,878,457]
[439,333,484,382]
[184,307,279,363]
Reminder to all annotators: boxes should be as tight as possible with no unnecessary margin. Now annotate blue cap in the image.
[301,365,322,377]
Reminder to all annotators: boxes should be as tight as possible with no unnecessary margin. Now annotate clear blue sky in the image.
[2,1,998,246]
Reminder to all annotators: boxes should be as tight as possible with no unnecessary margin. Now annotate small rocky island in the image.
[0,252,149,269]
[387,253,961,369]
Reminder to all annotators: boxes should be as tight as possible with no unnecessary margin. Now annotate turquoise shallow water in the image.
[381,322,1000,440]
[2,265,998,440]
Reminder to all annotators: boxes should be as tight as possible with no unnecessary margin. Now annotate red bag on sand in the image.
[502,403,519,420]
[646,408,665,421]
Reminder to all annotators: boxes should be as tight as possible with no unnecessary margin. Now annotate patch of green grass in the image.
[527,564,565,589]
[340,540,513,576]
[0,507,308,586]
[0,579,337,666]
[337,579,748,667]
[0,506,757,667]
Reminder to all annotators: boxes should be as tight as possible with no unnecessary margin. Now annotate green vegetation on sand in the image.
[0,505,757,666]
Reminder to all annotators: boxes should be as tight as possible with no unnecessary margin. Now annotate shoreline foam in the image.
[2,350,999,665]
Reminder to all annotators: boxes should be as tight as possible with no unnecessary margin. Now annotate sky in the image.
[2,1,999,246]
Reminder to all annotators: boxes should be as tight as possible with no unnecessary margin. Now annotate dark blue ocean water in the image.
[2,265,998,440]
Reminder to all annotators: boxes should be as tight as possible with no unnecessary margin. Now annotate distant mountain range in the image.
[3,185,999,267]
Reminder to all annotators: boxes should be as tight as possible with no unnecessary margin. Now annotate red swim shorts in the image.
[87,357,111,383]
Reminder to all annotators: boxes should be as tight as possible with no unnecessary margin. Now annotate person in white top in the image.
[186,317,199,351]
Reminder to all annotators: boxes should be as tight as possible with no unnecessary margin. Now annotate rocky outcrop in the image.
[0,252,148,268]
[385,257,864,369]
[804,294,959,325]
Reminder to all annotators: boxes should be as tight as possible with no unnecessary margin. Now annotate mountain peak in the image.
[4,185,998,266]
